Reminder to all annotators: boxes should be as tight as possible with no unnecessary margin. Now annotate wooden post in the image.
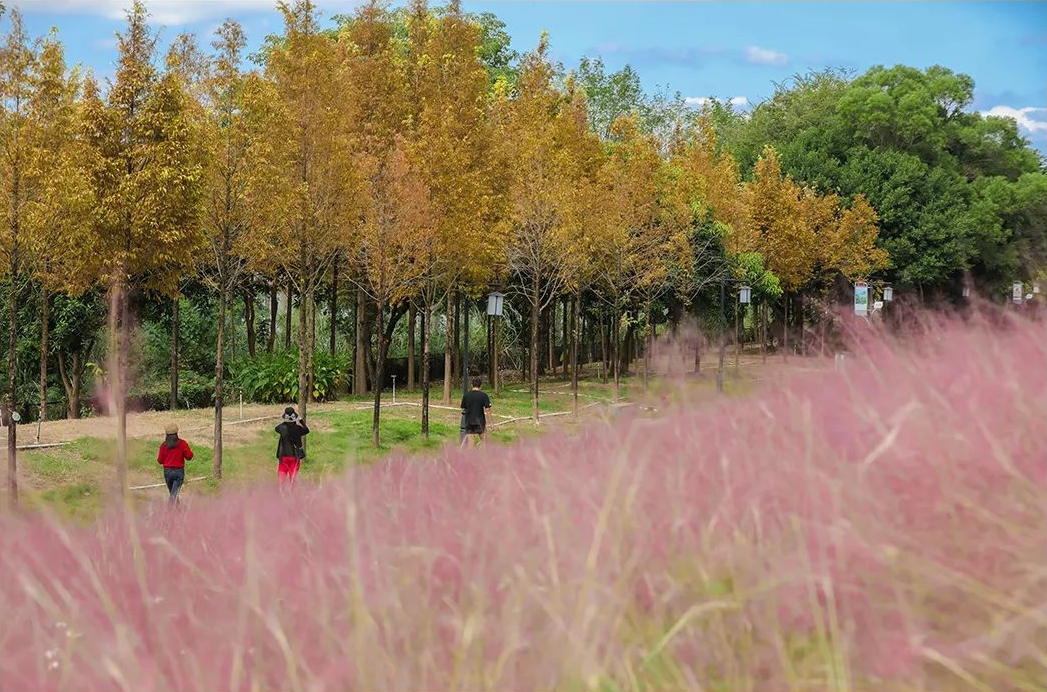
[2,399,17,507]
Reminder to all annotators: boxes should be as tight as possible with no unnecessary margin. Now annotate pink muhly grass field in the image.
[1,309,1044,692]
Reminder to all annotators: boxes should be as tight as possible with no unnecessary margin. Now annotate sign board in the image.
[854,282,869,315]
[1012,282,1023,303]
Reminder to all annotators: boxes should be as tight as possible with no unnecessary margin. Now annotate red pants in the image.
[278,456,301,485]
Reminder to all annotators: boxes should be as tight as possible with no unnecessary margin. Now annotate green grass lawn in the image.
[15,367,752,521]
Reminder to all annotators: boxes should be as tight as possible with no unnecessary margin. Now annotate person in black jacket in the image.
[274,406,309,486]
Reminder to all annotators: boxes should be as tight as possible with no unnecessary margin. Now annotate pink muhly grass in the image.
[1,307,1044,691]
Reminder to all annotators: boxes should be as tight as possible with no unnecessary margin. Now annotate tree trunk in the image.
[39,286,49,422]
[613,303,621,397]
[562,295,569,380]
[572,292,580,417]
[370,303,405,449]
[716,281,726,393]
[421,296,432,439]
[642,300,651,390]
[5,269,17,506]
[285,280,293,350]
[214,285,227,480]
[371,300,386,448]
[110,273,129,502]
[782,294,790,361]
[2,398,15,508]
[297,275,309,422]
[549,302,557,377]
[761,302,768,364]
[530,278,540,424]
[452,292,460,385]
[354,286,368,395]
[407,301,416,391]
[442,291,453,405]
[58,351,84,419]
[308,278,316,403]
[695,329,702,375]
[798,293,806,357]
[267,280,278,354]
[170,296,180,410]
[330,252,339,354]
[600,308,608,385]
[245,286,256,358]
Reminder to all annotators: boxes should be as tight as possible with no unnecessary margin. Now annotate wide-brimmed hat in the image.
[282,407,299,421]
[165,424,178,435]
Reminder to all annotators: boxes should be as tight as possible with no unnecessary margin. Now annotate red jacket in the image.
[157,438,194,469]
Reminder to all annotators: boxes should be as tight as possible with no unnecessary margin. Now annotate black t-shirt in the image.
[460,390,492,427]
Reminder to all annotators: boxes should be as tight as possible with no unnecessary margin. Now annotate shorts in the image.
[464,423,485,435]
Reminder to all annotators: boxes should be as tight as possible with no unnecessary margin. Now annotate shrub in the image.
[1,308,1044,691]
[231,350,350,404]
[126,372,215,412]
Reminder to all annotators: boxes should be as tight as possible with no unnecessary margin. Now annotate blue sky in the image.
[9,1,1047,148]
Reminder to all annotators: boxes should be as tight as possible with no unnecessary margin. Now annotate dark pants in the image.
[164,467,185,504]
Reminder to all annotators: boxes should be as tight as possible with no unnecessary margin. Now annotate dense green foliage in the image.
[714,67,1047,295]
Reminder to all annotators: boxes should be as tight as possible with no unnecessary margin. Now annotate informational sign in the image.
[1013,282,1023,303]
[854,282,869,315]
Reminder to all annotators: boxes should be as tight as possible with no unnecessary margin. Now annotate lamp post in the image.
[735,285,752,371]
[718,281,752,394]
[883,285,893,303]
[461,300,470,397]
[486,292,504,395]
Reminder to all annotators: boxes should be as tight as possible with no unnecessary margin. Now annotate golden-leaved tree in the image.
[24,32,95,425]
[80,1,206,498]
[199,20,254,479]
[497,35,591,423]
[340,1,426,448]
[741,146,818,293]
[24,31,95,424]
[246,0,360,422]
[0,8,35,503]
[409,0,506,411]
[591,115,669,395]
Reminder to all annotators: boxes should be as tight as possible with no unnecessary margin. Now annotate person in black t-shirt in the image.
[460,378,492,448]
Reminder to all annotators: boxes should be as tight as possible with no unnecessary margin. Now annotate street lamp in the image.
[738,285,752,305]
[1013,282,1024,304]
[487,291,504,395]
[883,285,893,302]
[486,291,504,317]
[962,285,971,298]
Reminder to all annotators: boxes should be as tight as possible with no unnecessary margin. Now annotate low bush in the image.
[1,308,1043,691]
[231,350,350,404]
[127,372,215,412]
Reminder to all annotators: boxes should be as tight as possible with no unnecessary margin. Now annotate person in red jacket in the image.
[157,424,194,506]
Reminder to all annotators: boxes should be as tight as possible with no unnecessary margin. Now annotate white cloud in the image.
[744,45,788,66]
[684,95,749,110]
[982,106,1047,134]
[16,0,349,25]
